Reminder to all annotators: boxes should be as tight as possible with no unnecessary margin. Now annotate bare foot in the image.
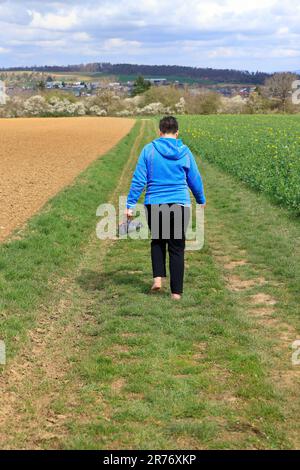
[171,293,181,300]
[151,277,162,291]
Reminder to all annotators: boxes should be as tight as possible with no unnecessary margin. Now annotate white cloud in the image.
[271,48,300,57]
[208,47,234,58]
[72,32,91,42]
[79,37,142,57]
[103,38,141,50]
[277,26,290,35]
[35,39,67,48]
[28,8,78,31]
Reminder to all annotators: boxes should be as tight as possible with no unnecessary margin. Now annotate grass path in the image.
[0,119,299,449]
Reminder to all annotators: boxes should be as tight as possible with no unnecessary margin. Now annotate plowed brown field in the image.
[0,117,135,241]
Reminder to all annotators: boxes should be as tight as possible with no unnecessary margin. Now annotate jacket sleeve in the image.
[186,151,206,204]
[126,147,148,209]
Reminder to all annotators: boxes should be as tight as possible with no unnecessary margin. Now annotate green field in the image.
[113,74,218,85]
[44,71,218,85]
[0,117,299,449]
[179,115,300,213]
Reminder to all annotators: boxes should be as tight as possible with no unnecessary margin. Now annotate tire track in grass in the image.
[0,120,146,449]
[202,160,300,449]
[211,239,299,448]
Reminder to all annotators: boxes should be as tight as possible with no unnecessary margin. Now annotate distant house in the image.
[146,78,167,86]
[90,82,101,89]
[46,81,64,89]
[108,81,120,87]
[216,87,233,97]
[174,80,185,88]
[239,87,252,97]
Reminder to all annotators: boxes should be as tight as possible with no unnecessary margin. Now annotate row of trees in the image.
[1,62,271,85]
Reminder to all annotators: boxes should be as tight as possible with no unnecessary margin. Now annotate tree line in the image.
[0,62,270,85]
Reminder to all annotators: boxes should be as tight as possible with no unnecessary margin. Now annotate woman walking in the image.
[125,116,206,300]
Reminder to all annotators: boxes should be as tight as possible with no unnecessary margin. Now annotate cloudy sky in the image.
[0,0,300,71]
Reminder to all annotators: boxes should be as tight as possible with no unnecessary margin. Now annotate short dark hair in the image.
[159,116,178,134]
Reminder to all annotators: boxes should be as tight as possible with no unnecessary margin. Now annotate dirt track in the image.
[0,117,135,241]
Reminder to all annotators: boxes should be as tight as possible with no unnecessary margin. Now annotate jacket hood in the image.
[152,137,188,160]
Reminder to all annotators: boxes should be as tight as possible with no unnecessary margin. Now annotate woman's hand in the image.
[124,208,134,219]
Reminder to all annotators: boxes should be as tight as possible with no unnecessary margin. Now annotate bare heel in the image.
[171,293,181,300]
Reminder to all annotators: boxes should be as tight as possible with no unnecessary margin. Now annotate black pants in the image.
[145,204,190,294]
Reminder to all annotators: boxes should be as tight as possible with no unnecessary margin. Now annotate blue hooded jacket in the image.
[126,137,206,208]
